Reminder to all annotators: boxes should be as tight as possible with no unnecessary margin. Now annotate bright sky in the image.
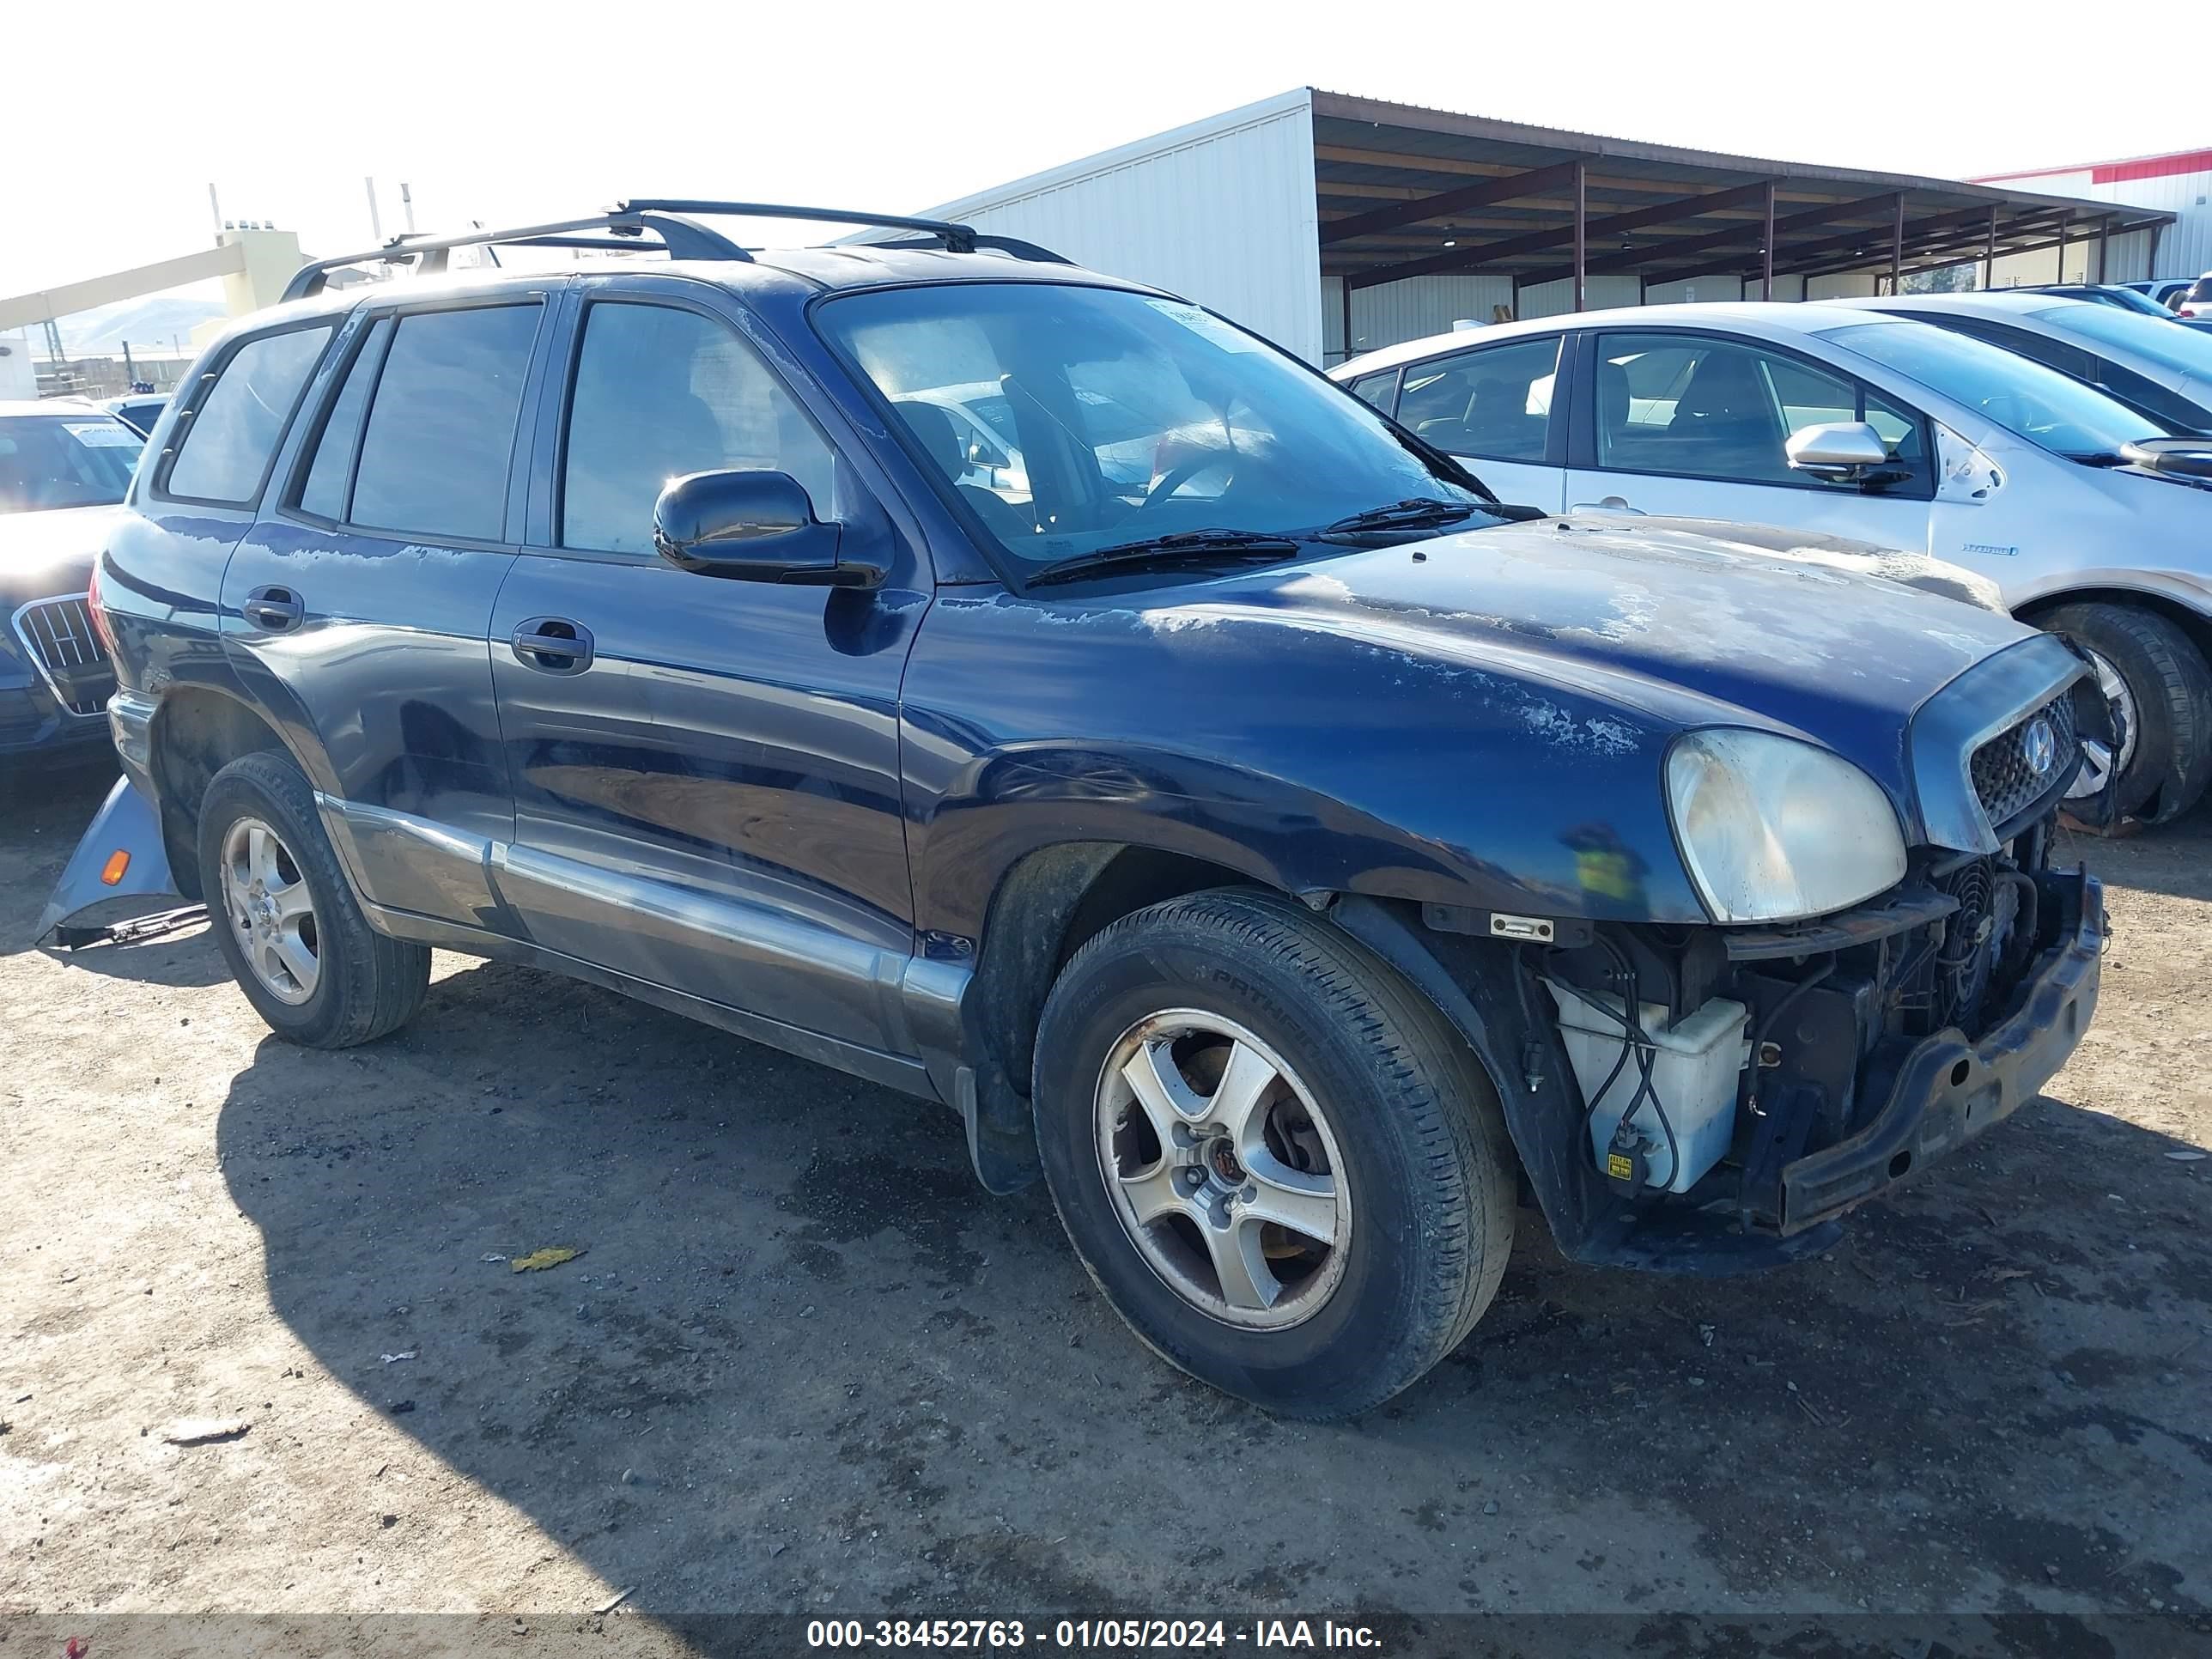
[6,1,2203,303]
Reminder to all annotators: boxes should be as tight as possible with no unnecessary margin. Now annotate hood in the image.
[1145,513,2037,809]
[1620,514,2008,612]
[0,504,120,597]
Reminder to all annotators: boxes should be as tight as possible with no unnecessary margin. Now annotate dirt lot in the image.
[3,757,2207,1648]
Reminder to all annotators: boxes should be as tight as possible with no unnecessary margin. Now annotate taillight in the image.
[86,556,117,658]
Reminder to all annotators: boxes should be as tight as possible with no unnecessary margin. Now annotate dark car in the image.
[105,393,171,438]
[52,204,2105,1417]
[0,400,138,759]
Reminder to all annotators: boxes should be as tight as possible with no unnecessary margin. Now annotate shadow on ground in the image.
[210,942,2212,1621]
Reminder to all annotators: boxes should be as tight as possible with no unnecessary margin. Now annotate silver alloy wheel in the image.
[2066,648,2138,802]
[1093,1010,1351,1330]
[220,816,320,1006]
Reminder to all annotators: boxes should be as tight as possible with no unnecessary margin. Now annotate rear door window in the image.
[349,305,542,542]
[1395,338,1560,461]
[164,325,333,504]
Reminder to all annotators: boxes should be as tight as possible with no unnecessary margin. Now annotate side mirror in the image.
[651,469,881,587]
[1785,421,1891,482]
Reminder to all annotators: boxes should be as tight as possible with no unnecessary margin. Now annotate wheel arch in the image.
[146,687,297,900]
[2014,580,2212,667]
[964,842,1267,1175]
[960,842,1595,1249]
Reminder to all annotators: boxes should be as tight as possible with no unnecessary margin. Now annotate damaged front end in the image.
[1538,825,2101,1253]
[1351,632,2112,1276]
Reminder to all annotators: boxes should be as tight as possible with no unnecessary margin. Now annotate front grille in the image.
[1970,690,2077,830]
[10,594,111,717]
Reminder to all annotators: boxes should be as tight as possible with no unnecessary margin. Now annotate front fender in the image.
[900,591,1706,943]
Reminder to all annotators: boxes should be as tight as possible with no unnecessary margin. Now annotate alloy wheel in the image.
[2066,647,2138,802]
[220,817,320,1005]
[1093,1010,1350,1330]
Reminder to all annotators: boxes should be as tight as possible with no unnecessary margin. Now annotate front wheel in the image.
[1032,891,1516,1419]
[2042,602,2212,823]
[197,752,429,1048]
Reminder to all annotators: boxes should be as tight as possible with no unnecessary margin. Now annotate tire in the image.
[2041,603,2212,823]
[197,751,429,1048]
[1031,890,1516,1419]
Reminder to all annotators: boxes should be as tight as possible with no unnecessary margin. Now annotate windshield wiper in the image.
[1322,498,1483,538]
[1024,528,1305,588]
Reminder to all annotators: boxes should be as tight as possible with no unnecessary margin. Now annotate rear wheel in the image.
[2041,603,2212,823]
[1032,890,1516,1419]
[198,752,429,1048]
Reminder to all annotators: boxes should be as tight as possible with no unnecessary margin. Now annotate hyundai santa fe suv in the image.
[47,203,2106,1417]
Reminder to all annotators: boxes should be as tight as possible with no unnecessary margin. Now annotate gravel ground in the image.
[2,755,2206,1653]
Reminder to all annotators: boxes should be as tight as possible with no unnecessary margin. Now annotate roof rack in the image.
[282,200,1069,302]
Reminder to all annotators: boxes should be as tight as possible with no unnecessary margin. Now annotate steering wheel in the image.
[1140,455,1231,514]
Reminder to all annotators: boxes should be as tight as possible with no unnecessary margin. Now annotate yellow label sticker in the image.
[1607,1152,1634,1181]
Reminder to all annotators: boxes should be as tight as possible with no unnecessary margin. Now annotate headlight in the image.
[1665,730,1906,923]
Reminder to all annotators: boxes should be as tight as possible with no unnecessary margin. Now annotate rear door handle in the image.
[243,586,305,631]
[511,617,593,674]
[1571,497,1644,514]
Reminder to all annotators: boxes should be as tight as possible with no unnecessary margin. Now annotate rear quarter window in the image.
[163,325,334,504]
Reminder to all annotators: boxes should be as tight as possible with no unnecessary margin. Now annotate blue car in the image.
[1,399,141,760]
[45,202,2106,1416]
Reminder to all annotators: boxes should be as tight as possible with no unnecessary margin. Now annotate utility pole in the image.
[365,176,383,243]
[400,182,416,234]
[208,183,223,235]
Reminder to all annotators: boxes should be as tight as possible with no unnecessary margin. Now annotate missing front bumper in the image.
[1773,870,2103,1235]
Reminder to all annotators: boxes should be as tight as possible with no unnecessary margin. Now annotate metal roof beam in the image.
[1347,179,1783,288]
[1789,208,2080,279]
[1658,198,2013,286]
[1320,161,1585,247]
[1510,191,1902,287]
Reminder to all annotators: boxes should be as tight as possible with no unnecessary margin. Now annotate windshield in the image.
[0,415,143,514]
[2029,301,2212,381]
[815,282,1495,571]
[1818,317,2165,458]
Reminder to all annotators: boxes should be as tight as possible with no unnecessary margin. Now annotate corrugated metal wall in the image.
[1979,164,2211,281]
[917,90,1328,362]
[1322,273,1516,361]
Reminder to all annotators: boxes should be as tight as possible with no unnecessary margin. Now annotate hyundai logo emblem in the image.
[2021,717,2057,777]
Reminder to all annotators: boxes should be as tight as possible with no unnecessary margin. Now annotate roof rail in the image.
[282,200,1069,302]
[617,201,1072,263]
[617,199,989,249]
[281,210,747,302]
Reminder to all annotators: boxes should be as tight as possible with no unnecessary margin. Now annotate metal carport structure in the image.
[912,89,2173,364]
[1316,90,2172,344]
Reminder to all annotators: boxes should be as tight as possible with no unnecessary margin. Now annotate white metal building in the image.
[912,89,2170,364]
[1972,148,2212,287]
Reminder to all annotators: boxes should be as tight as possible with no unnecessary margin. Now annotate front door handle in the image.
[243,586,305,632]
[1571,496,1644,514]
[511,617,593,674]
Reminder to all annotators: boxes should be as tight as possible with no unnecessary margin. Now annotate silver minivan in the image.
[1335,303,2212,823]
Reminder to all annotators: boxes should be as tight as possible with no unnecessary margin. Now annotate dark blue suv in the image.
[66,203,2106,1416]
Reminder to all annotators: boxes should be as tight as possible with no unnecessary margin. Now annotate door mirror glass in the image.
[652,469,878,586]
[1784,421,1889,480]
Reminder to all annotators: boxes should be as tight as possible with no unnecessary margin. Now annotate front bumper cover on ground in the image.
[1775,869,2104,1235]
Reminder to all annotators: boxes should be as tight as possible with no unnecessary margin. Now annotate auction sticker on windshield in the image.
[1145,299,1263,353]
[63,422,143,447]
